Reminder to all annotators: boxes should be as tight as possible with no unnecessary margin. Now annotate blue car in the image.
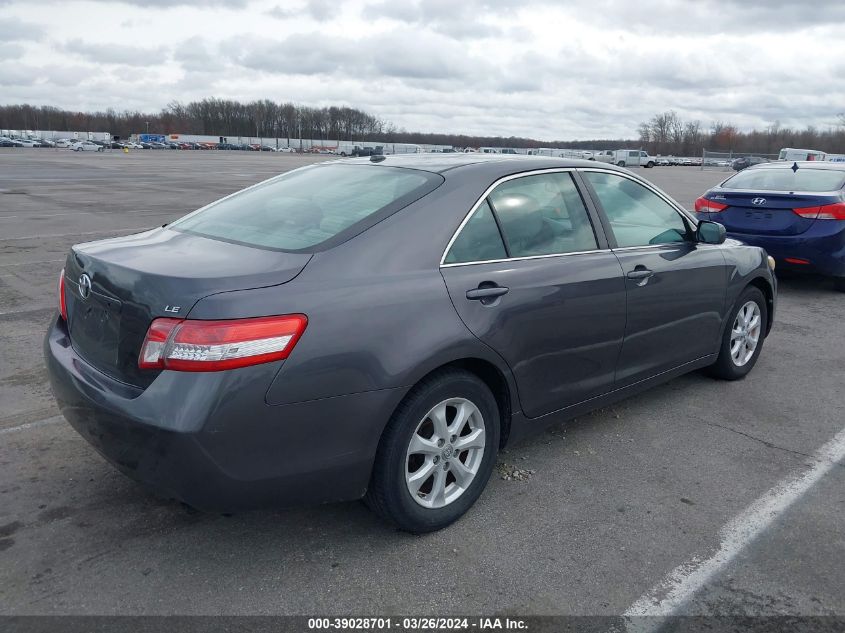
[695,161,845,291]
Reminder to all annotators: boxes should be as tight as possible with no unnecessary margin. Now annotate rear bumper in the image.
[719,221,845,277]
[44,316,407,512]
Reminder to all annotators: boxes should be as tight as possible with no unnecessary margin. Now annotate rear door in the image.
[581,169,729,387]
[440,170,626,418]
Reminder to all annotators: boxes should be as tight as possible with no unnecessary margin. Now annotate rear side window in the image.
[171,164,438,251]
[488,172,598,257]
[722,168,845,192]
[444,201,507,264]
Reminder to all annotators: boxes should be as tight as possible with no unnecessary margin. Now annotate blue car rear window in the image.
[723,168,845,192]
[170,164,437,251]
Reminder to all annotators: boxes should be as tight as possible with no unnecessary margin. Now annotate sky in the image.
[2,0,845,140]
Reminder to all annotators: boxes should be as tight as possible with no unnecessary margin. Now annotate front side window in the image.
[583,171,689,248]
[487,172,598,257]
[171,164,438,251]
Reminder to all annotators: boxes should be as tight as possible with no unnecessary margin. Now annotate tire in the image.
[365,369,500,533]
[707,286,768,380]
[646,161,655,168]
[617,161,626,167]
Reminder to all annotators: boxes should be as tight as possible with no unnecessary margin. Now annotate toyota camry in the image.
[45,155,776,532]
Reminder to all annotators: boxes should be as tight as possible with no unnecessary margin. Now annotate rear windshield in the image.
[170,164,439,251]
[722,167,845,192]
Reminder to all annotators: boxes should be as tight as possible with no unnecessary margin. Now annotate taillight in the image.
[694,197,727,213]
[58,269,68,321]
[792,202,845,220]
[139,314,307,372]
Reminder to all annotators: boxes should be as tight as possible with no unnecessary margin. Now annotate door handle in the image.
[466,285,509,303]
[626,267,654,286]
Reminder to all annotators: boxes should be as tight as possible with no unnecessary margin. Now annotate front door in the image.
[440,171,626,418]
[581,169,729,387]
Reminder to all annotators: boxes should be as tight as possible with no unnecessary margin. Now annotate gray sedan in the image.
[45,155,776,532]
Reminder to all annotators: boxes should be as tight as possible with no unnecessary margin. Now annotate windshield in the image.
[171,164,438,251]
[722,168,845,192]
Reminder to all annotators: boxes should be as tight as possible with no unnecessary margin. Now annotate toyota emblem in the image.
[78,273,92,300]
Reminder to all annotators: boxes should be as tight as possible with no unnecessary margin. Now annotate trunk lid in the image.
[710,191,838,236]
[63,227,311,388]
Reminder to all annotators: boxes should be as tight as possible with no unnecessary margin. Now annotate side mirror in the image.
[697,220,727,245]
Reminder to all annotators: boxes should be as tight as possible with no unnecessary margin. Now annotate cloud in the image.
[174,37,223,73]
[4,0,845,140]
[0,17,45,42]
[225,27,488,83]
[62,39,169,66]
[266,0,341,21]
[363,0,513,39]
[0,42,25,60]
[0,64,40,87]
[86,0,247,6]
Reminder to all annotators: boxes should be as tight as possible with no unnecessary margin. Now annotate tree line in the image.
[637,110,845,156]
[2,100,845,154]
[0,99,391,143]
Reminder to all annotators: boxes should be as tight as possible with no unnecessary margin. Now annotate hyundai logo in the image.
[78,273,92,300]
[751,197,767,206]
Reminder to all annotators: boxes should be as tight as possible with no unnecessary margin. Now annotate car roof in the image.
[746,161,845,172]
[337,153,623,175]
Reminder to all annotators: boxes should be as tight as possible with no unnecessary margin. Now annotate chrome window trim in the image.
[439,167,603,267]
[441,248,612,268]
[439,166,702,268]
[611,243,687,252]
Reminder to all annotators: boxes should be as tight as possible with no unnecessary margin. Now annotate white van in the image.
[596,149,655,168]
[778,147,826,162]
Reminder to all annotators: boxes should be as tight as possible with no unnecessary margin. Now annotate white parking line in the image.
[0,210,172,220]
[0,416,62,435]
[624,425,845,627]
[0,227,155,241]
[0,258,63,268]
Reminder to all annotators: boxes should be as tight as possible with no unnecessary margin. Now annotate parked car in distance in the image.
[0,138,14,147]
[16,139,41,148]
[46,155,776,533]
[696,161,845,291]
[55,139,75,148]
[273,146,295,153]
[731,156,769,171]
[70,141,103,152]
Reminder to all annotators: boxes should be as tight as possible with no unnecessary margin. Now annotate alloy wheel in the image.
[730,300,762,367]
[405,398,486,509]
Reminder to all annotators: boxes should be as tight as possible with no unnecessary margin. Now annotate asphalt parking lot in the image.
[0,149,843,619]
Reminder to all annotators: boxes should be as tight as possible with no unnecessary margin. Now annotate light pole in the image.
[145,121,149,135]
